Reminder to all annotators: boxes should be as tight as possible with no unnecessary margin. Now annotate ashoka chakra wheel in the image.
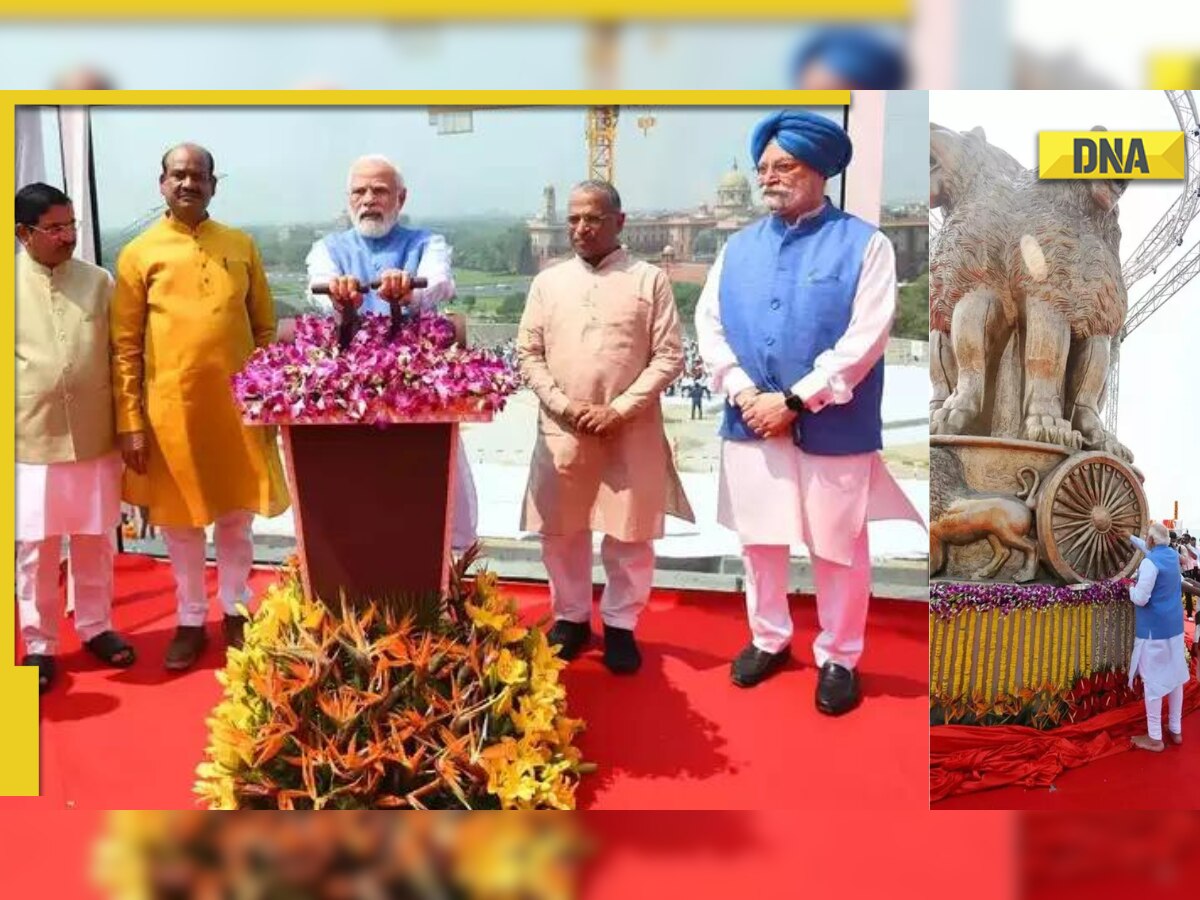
[1036,451,1148,583]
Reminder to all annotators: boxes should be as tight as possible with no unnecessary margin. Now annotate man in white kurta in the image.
[1126,524,1191,752]
[696,111,924,714]
[519,180,694,674]
[15,182,135,692]
[302,155,478,551]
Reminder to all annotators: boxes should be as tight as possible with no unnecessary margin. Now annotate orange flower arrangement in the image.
[195,546,591,809]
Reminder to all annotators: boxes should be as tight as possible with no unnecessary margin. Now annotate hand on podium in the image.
[325,276,366,312]
[377,268,415,304]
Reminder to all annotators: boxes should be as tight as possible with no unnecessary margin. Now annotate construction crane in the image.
[428,103,649,185]
[429,24,650,185]
[586,106,620,183]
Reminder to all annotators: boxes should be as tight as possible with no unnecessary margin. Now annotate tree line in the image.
[100,217,928,339]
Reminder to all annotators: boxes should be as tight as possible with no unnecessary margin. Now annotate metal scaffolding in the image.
[1119,90,1200,287]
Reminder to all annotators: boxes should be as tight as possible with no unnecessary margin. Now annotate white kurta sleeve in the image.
[413,233,456,312]
[694,248,756,400]
[304,239,337,314]
[1129,540,1157,606]
[791,230,896,412]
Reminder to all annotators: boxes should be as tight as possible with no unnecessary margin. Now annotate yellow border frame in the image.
[0,1,907,19]
[1,87,848,798]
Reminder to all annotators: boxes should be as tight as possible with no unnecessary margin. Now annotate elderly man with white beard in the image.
[299,154,479,551]
[1122,522,1191,753]
[695,110,924,714]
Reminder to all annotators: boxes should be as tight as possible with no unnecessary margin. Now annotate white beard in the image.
[354,210,399,239]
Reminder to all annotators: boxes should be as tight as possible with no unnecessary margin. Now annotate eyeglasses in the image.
[756,160,804,178]
[27,220,78,237]
[567,214,613,227]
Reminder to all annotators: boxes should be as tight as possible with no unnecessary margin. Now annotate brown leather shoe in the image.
[222,614,248,651]
[165,625,208,671]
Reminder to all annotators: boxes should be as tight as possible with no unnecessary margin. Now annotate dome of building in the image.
[719,159,751,191]
[716,160,752,215]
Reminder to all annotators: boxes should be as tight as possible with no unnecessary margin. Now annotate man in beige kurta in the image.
[16,182,135,693]
[518,180,693,675]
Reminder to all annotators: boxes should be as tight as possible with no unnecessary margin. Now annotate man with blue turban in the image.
[696,110,923,713]
[792,26,908,90]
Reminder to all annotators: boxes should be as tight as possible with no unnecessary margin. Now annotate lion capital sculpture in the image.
[929,122,1132,463]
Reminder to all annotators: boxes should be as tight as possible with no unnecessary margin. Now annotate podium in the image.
[269,409,492,608]
[237,312,505,606]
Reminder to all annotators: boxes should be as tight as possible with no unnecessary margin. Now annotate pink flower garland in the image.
[233,312,519,425]
[929,578,1133,620]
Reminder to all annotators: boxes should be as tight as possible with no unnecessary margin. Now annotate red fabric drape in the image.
[931,680,1200,802]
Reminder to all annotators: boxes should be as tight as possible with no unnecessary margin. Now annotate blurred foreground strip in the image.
[93,811,593,900]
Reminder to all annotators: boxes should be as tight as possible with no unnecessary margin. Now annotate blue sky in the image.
[5,23,926,229]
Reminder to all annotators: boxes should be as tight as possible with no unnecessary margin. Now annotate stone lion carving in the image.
[929,123,1132,462]
[930,447,1041,583]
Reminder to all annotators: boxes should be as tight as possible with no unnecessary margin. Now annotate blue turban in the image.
[791,27,907,90]
[750,110,853,178]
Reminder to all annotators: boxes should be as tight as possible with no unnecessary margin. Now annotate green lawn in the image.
[453,268,529,288]
[265,267,532,321]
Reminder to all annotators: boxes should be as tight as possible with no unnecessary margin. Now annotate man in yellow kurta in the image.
[518,180,694,675]
[111,143,289,671]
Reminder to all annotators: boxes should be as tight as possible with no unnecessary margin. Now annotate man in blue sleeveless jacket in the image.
[303,155,478,551]
[1126,522,1191,752]
[696,110,924,714]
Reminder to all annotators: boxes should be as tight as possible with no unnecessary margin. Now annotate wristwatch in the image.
[783,389,804,413]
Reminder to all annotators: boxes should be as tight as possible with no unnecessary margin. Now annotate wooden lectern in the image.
[243,309,491,607]
[273,409,492,608]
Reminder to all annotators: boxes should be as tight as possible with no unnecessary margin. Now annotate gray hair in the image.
[571,179,622,212]
[347,154,405,191]
[1148,522,1170,547]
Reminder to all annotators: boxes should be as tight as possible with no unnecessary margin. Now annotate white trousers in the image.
[160,510,255,627]
[65,535,117,614]
[542,531,655,631]
[16,533,113,655]
[451,442,479,552]
[742,526,872,668]
[1145,684,1185,741]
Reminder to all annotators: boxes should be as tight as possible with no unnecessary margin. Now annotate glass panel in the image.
[79,102,922,583]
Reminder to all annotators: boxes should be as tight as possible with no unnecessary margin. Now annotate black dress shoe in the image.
[223,614,249,651]
[547,619,591,661]
[730,642,790,687]
[602,625,642,675]
[816,661,861,716]
[22,654,56,694]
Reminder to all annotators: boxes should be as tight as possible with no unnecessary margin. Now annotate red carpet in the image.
[935,701,1200,809]
[933,621,1200,809]
[6,553,928,810]
[932,682,1200,807]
